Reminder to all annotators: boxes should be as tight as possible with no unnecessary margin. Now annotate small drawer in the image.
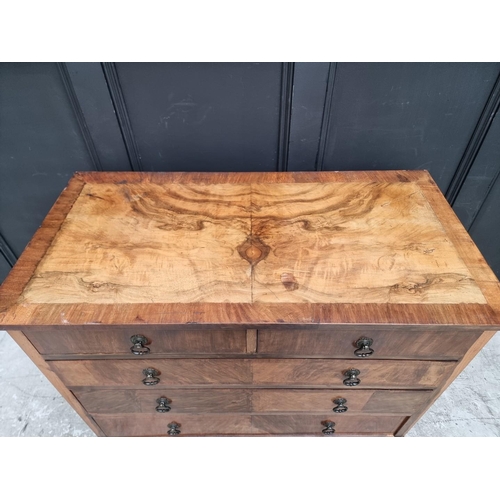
[50,358,453,389]
[25,328,248,356]
[75,387,431,415]
[257,329,482,360]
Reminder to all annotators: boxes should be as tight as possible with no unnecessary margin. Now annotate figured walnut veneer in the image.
[17,179,487,305]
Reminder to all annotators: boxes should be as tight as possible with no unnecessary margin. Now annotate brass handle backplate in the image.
[354,337,374,357]
[130,335,150,355]
[321,420,336,435]
[343,368,361,386]
[332,397,348,413]
[156,397,172,413]
[167,422,181,436]
[142,367,160,386]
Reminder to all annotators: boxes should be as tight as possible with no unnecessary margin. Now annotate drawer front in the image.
[75,388,430,414]
[251,389,431,414]
[51,358,453,389]
[92,413,405,436]
[49,359,252,387]
[93,414,253,436]
[251,414,406,436]
[258,329,482,360]
[26,328,247,356]
[252,359,454,388]
[75,388,253,413]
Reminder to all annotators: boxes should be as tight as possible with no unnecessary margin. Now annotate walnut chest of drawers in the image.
[1,170,499,437]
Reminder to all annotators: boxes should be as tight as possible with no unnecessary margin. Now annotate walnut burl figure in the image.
[1,171,499,437]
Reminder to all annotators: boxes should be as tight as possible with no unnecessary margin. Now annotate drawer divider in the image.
[246,329,258,354]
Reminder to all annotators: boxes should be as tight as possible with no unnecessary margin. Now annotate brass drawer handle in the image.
[168,422,181,436]
[142,367,160,385]
[332,397,348,413]
[130,335,150,355]
[156,397,172,413]
[321,420,336,435]
[354,337,374,357]
[343,368,361,386]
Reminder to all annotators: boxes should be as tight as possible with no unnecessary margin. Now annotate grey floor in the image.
[0,329,499,437]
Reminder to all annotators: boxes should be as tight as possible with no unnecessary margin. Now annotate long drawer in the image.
[25,328,248,356]
[92,413,407,436]
[74,388,431,414]
[50,358,455,389]
[257,329,482,360]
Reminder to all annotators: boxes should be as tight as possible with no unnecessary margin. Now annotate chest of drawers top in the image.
[0,170,499,329]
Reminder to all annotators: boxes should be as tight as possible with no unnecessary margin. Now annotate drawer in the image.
[75,388,253,413]
[51,358,453,389]
[93,413,253,436]
[251,414,406,436]
[25,328,248,356]
[251,389,431,414]
[257,329,482,360]
[74,387,431,415]
[49,359,252,387]
[251,359,454,388]
[92,413,406,436]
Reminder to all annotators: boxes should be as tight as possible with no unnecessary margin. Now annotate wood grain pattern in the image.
[49,358,252,387]
[74,388,253,414]
[249,389,430,414]
[25,328,247,355]
[17,179,486,305]
[251,359,454,388]
[257,328,482,360]
[92,412,405,436]
[250,414,405,435]
[246,328,257,354]
[21,181,252,304]
[360,390,431,414]
[49,358,454,389]
[73,387,431,414]
[250,181,485,304]
[1,171,499,327]
[4,302,496,327]
[93,413,253,436]
[416,174,500,315]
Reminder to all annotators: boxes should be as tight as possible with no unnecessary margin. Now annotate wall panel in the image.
[0,63,96,257]
[112,63,285,172]
[321,63,500,191]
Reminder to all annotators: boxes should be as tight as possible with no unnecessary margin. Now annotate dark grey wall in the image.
[113,63,286,172]
[1,62,499,283]
[321,63,499,192]
[0,63,95,260]
[453,102,500,229]
[0,253,10,283]
[469,174,500,275]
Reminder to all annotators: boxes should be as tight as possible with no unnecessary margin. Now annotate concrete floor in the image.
[0,329,499,437]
